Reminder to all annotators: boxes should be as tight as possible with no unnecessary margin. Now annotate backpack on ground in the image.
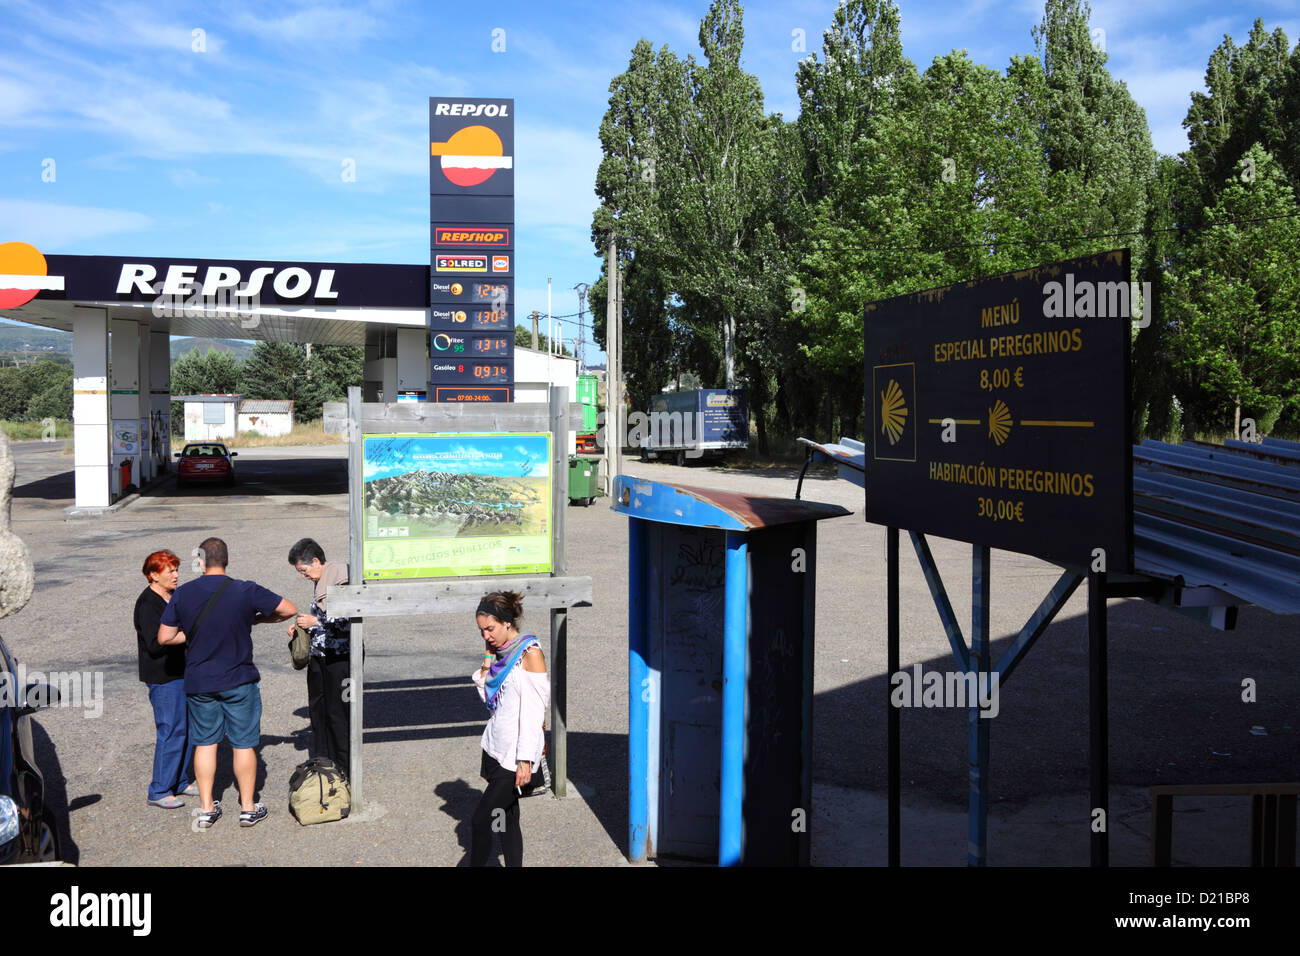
[288,757,350,825]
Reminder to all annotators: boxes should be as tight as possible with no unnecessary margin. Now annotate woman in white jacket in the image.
[469,590,550,866]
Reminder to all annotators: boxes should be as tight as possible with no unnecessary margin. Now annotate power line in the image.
[610,208,1300,259]
[799,209,1300,255]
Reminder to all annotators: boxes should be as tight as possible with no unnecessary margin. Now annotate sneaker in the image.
[179,783,198,797]
[196,801,222,829]
[147,795,185,809]
[239,803,268,827]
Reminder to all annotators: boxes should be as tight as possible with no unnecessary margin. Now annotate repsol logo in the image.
[434,103,509,117]
[116,263,339,300]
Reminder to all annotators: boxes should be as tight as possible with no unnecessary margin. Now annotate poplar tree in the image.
[1166,144,1300,438]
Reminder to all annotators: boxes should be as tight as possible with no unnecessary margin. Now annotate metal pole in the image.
[627,517,649,861]
[346,385,364,811]
[604,235,617,496]
[348,619,364,811]
[719,530,749,867]
[1089,570,1109,867]
[548,386,568,799]
[887,526,900,867]
[614,259,623,482]
[969,544,991,866]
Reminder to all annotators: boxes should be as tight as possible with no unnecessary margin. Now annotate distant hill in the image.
[0,322,253,364]
[0,323,71,357]
[170,338,254,361]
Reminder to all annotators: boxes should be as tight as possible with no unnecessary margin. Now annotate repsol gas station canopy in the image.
[2,248,429,345]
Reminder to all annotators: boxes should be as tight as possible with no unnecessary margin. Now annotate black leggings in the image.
[471,752,522,867]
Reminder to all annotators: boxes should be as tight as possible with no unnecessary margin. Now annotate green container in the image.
[577,374,599,432]
[568,454,601,505]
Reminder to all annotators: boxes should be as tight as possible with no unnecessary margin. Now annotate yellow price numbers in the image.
[977,497,1025,522]
[979,366,1024,391]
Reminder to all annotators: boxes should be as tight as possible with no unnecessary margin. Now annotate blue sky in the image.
[3,0,1298,365]
[363,433,550,480]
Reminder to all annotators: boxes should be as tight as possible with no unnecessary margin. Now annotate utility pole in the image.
[606,234,622,493]
[573,283,589,372]
[530,311,540,350]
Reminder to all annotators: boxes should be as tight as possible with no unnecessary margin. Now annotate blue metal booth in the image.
[613,476,850,865]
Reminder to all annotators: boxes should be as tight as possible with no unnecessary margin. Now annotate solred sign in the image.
[435,254,487,273]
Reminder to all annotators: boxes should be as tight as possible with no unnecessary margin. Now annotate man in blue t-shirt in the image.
[158,537,296,829]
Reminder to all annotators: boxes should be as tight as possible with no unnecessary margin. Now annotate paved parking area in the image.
[6,441,1297,865]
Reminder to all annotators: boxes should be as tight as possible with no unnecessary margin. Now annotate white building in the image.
[237,399,294,437]
[177,394,240,441]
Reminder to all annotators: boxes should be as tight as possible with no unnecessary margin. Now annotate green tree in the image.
[170,346,242,394]
[26,376,72,421]
[1020,0,1154,273]
[1184,21,1297,212]
[1166,144,1300,437]
[169,346,242,433]
[237,342,328,422]
[655,0,775,391]
[0,367,27,421]
[592,37,685,412]
[1130,154,1187,439]
[306,345,365,407]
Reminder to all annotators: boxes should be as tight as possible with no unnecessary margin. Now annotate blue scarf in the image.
[484,634,538,712]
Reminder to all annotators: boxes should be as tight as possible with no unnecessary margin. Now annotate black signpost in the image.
[429,96,516,402]
[865,250,1133,571]
[865,251,1135,867]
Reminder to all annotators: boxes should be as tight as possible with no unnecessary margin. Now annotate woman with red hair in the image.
[135,550,194,808]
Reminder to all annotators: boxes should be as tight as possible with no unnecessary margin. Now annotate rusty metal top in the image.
[612,476,851,531]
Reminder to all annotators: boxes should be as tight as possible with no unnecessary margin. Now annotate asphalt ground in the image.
[5,440,1298,866]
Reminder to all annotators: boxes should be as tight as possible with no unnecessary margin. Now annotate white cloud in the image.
[0,199,152,249]
[228,4,382,44]
[2,0,225,53]
[515,122,600,251]
[169,168,222,187]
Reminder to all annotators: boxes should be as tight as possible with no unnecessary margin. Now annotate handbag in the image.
[288,625,311,669]
[288,757,350,824]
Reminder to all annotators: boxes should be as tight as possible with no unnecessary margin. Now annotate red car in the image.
[174,442,238,487]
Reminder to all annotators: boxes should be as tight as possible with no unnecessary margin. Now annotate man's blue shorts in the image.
[187,682,262,748]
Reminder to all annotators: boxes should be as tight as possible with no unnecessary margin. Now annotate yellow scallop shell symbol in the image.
[989,399,1012,445]
[881,379,908,445]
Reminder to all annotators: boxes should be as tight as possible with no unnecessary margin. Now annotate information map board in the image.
[864,251,1133,572]
[361,432,551,579]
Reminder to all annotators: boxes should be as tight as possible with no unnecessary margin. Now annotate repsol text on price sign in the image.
[863,250,1133,571]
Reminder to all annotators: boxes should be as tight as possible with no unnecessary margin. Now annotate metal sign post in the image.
[549,385,569,797]
[868,253,1133,866]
